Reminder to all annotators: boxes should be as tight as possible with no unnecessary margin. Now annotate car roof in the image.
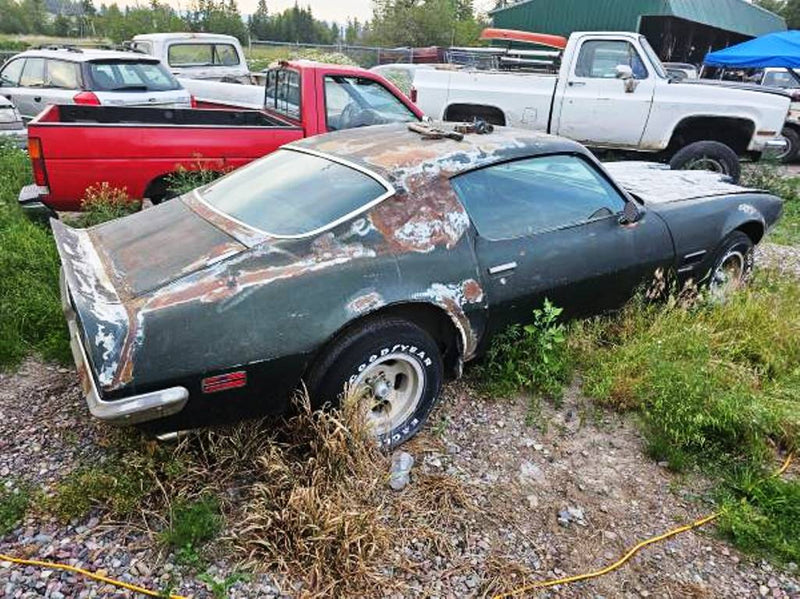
[12,48,160,63]
[133,32,239,42]
[290,123,587,189]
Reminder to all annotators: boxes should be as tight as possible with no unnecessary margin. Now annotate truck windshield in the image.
[325,75,419,131]
[87,60,181,92]
[638,36,668,79]
[199,149,392,237]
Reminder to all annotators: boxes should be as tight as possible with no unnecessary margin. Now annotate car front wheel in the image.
[307,317,444,449]
[707,231,754,301]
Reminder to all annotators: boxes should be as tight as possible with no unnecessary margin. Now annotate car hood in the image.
[88,198,246,299]
[603,162,751,204]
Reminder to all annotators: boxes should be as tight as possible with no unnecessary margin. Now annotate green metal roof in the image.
[491,0,786,39]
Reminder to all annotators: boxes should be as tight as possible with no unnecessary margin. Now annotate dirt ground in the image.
[1,353,799,598]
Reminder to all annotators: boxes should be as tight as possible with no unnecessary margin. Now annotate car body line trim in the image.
[193,146,397,241]
[488,261,518,275]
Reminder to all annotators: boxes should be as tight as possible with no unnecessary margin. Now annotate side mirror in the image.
[619,200,645,225]
[615,64,633,80]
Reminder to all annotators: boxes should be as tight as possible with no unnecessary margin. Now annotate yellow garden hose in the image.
[0,552,188,598]
[493,453,794,598]
[0,454,793,598]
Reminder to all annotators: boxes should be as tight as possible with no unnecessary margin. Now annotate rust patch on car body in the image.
[414,279,485,358]
[347,291,386,316]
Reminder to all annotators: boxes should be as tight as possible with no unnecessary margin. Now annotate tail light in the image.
[73,91,101,106]
[410,87,418,103]
[27,137,49,187]
[190,95,198,108]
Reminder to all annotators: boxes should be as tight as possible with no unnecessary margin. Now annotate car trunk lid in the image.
[89,198,247,299]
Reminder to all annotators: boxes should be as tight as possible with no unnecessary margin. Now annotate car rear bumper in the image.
[60,269,189,425]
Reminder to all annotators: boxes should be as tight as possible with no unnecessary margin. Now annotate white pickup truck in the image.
[129,33,250,82]
[414,31,791,180]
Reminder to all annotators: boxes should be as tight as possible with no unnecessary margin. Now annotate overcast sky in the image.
[120,0,497,23]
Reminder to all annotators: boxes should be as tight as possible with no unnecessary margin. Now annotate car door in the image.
[14,57,47,121]
[450,154,674,340]
[555,38,656,148]
[0,58,27,118]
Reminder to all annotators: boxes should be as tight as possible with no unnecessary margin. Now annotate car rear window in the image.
[199,149,392,237]
[264,68,301,120]
[167,43,240,67]
[87,60,181,92]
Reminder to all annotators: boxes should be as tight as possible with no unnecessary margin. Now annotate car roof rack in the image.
[35,45,84,53]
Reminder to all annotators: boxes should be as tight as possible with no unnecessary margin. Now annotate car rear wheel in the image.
[708,231,754,301]
[669,140,741,183]
[306,317,444,449]
[776,126,800,163]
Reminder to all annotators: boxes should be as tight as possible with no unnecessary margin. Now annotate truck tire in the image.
[777,126,800,163]
[306,317,443,450]
[669,141,741,183]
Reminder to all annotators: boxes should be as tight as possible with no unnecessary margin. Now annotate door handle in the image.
[488,261,517,275]
[33,96,41,102]
[568,81,586,87]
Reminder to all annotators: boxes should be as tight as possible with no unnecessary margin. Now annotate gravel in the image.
[1,245,798,598]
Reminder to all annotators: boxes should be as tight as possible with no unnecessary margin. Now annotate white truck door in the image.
[555,38,655,148]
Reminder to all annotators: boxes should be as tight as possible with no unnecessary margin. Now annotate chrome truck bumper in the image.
[59,269,189,425]
[764,138,789,151]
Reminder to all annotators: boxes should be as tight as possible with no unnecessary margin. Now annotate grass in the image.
[0,483,30,535]
[572,272,800,562]
[474,298,572,423]
[0,140,69,368]
[161,495,222,567]
[741,163,800,246]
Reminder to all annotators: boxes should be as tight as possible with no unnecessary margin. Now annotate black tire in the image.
[669,140,741,183]
[306,317,444,449]
[778,126,800,164]
[707,231,755,300]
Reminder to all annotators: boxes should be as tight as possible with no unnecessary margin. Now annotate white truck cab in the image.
[415,31,791,180]
[130,33,249,82]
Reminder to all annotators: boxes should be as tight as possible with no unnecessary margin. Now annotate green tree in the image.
[248,0,269,39]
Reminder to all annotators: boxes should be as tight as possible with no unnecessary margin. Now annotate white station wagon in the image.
[0,47,192,122]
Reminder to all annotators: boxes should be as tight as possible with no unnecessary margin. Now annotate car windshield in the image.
[199,149,391,237]
[638,36,668,79]
[87,60,181,92]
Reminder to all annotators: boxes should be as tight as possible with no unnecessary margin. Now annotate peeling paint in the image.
[347,291,386,316]
[414,279,485,357]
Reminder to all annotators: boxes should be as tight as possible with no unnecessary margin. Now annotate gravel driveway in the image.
[1,243,799,599]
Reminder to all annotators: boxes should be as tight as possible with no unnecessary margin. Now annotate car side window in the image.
[45,60,80,89]
[575,40,648,80]
[451,155,628,241]
[0,59,25,87]
[19,58,45,87]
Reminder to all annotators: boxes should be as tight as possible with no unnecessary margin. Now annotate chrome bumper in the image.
[59,270,189,425]
[764,138,789,150]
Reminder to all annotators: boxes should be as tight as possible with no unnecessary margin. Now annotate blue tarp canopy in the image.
[704,30,800,68]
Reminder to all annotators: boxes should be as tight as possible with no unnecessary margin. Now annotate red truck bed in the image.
[28,104,303,211]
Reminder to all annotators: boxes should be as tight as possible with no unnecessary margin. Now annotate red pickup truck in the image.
[19,61,423,214]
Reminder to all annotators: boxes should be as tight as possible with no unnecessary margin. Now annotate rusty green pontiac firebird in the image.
[53,123,783,447]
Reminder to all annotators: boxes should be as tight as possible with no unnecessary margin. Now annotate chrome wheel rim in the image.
[773,134,793,161]
[353,353,424,436]
[685,156,726,173]
[710,250,745,300]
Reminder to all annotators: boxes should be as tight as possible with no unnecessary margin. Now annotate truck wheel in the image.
[669,141,741,183]
[777,127,800,163]
[707,231,754,302]
[306,317,444,450]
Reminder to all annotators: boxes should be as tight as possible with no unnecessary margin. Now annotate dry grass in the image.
[123,393,475,596]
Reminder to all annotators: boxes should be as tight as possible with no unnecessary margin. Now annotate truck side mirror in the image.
[615,65,633,80]
[615,65,638,93]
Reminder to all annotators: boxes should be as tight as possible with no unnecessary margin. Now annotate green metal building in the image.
[490,0,787,64]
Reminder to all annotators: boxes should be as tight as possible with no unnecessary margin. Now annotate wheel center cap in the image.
[371,379,391,400]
